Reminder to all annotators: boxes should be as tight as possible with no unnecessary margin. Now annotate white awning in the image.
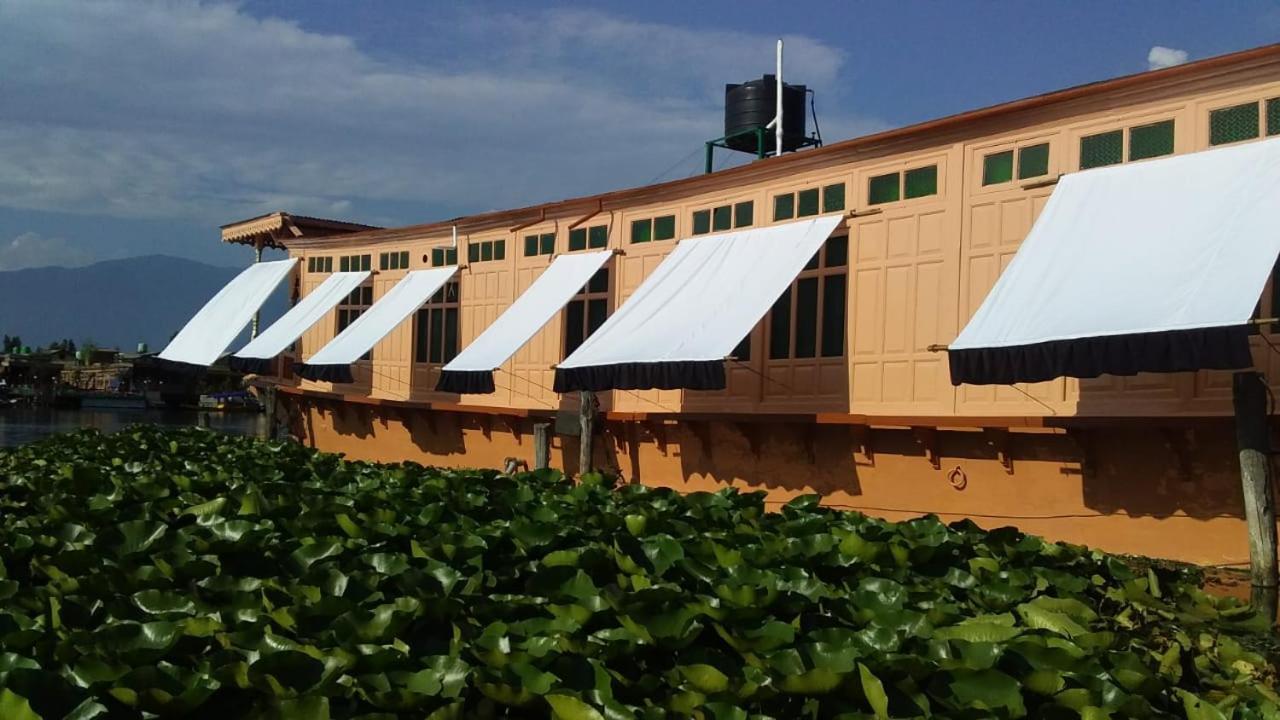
[438,250,612,394]
[296,268,456,383]
[950,137,1280,385]
[157,259,296,367]
[554,215,844,392]
[228,271,370,373]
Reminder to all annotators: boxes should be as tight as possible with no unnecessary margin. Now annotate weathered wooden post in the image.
[1233,370,1277,621]
[578,390,596,475]
[533,422,551,470]
[262,385,277,441]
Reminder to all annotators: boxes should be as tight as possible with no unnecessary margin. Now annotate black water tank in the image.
[724,74,807,154]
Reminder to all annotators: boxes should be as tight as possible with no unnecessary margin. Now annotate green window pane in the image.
[446,248,457,265]
[822,183,845,213]
[821,275,847,357]
[467,244,479,262]
[524,235,539,256]
[794,277,818,358]
[1129,119,1174,161]
[325,257,332,272]
[588,225,607,248]
[773,194,795,221]
[587,268,609,294]
[586,298,607,336]
[569,228,587,251]
[429,308,443,363]
[712,205,732,231]
[493,240,505,260]
[443,307,459,363]
[339,256,350,272]
[432,248,444,266]
[414,310,428,363]
[307,257,315,272]
[654,215,676,240]
[734,201,754,227]
[1079,130,1122,169]
[1268,98,1280,136]
[540,233,554,254]
[379,252,389,270]
[564,300,585,356]
[797,188,819,217]
[868,172,900,205]
[400,251,409,268]
[982,150,1014,185]
[768,288,792,359]
[1017,143,1050,179]
[732,334,750,361]
[1210,102,1259,146]
[692,209,711,235]
[904,165,937,199]
[361,255,371,271]
[631,218,652,244]
[824,236,848,267]
[481,242,494,261]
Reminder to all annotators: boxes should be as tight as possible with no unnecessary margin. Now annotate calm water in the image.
[0,407,267,448]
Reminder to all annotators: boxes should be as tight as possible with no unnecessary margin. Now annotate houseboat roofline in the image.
[250,41,1280,249]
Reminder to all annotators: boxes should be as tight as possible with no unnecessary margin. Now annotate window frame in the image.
[414,279,461,366]
[334,283,374,361]
[563,267,610,358]
[763,235,849,362]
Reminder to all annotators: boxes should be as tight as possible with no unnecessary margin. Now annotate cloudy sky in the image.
[1,0,1277,270]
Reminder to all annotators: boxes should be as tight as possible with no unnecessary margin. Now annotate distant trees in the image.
[2,335,22,353]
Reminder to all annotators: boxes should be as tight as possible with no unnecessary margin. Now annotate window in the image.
[524,232,555,256]
[467,239,506,263]
[414,280,460,365]
[429,247,458,267]
[307,256,333,273]
[1079,130,1124,169]
[1210,102,1260,146]
[568,224,608,251]
[868,165,939,205]
[767,236,848,360]
[335,284,374,361]
[694,202,753,235]
[774,185,844,221]
[982,143,1051,186]
[564,268,609,357]
[379,250,410,270]
[1018,144,1050,179]
[1129,120,1174,161]
[631,215,676,244]
[338,254,371,272]
[1080,121,1175,170]
[982,150,1014,185]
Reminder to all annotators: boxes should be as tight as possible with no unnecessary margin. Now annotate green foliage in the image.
[0,426,1276,718]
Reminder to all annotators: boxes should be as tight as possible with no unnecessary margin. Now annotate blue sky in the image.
[0,0,1277,270]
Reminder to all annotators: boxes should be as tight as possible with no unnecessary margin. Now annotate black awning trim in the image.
[948,324,1253,386]
[227,356,273,375]
[295,363,355,384]
[435,370,496,394]
[553,360,726,392]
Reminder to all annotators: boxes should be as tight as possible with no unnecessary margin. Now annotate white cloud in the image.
[1148,45,1189,71]
[0,232,95,270]
[0,1,882,229]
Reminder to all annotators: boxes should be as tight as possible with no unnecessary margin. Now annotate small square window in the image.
[712,205,732,231]
[524,234,539,256]
[588,225,608,248]
[654,215,676,240]
[468,244,480,263]
[447,248,457,265]
[692,209,711,235]
[797,188,820,217]
[307,257,316,272]
[432,248,445,266]
[631,218,652,244]
[493,240,505,260]
[379,252,390,270]
[822,183,845,213]
[1129,120,1174,161]
[340,256,350,272]
[361,255,371,271]
[1017,144,1050,179]
[325,258,332,272]
[480,242,493,262]
[773,193,795,221]
[400,251,410,268]
[982,150,1014,185]
[734,201,754,228]
[540,233,554,255]
[569,228,587,251]
[1079,130,1123,169]
[904,166,937,199]
[1268,98,1280,137]
[868,172,900,205]
[1210,102,1260,146]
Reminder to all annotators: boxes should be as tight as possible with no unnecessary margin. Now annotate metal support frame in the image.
[703,128,821,174]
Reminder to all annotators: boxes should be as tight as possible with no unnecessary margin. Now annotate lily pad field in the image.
[0,427,1277,719]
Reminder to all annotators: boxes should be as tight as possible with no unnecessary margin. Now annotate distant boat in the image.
[79,393,147,410]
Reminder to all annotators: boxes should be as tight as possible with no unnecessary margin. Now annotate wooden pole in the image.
[263,385,277,441]
[533,422,551,470]
[1233,370,1278,621]
[578,390,596,475]
[250,241,264,339]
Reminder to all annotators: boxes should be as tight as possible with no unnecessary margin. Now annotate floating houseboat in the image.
[173,43,1280,567]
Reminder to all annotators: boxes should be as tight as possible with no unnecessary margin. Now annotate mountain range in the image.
[0,255,287,352]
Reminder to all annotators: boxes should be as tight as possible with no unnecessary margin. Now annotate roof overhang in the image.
[220,212,381,249]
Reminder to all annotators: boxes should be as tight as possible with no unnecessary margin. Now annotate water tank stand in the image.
[703,127,822,174]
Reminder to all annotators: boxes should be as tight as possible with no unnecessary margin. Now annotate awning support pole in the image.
[579,390,596,475]
[1233,369,1277,623]
[533,422,551,470]
[251,240,264,339]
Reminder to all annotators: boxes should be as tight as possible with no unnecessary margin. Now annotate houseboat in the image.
[190,43,1280,567]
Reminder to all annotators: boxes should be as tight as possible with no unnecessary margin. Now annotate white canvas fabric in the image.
[443,250,612,373]
[305,268,457,366]
[158,259,296,366]
[559,215,843,369]
[952,137,1280,352]
[233,271,370,361]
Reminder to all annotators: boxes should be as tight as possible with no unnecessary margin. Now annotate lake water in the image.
[0,407,267,448]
